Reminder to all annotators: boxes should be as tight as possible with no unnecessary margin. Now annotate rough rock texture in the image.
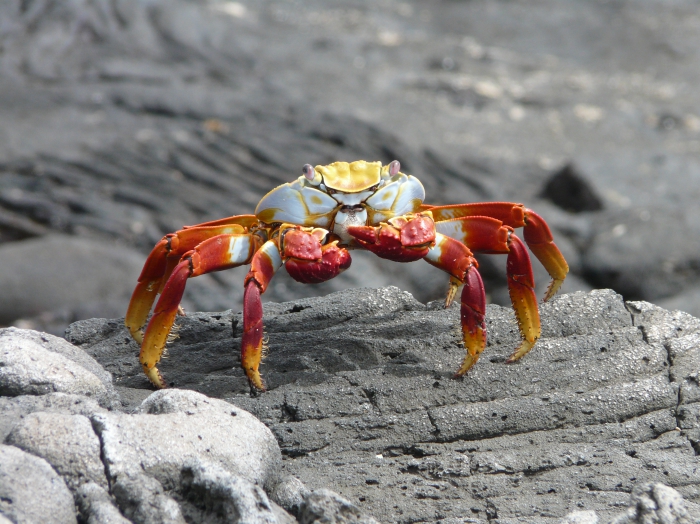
[180,460,292,524]
[0,327,119,408]
[68,287,700,523]
[76,482,132,524]
[0,392,104,442]
[298,490,379,524]
[0,444,77,524]
[5,411,107,492]
[93,389,281,491]
[0,330,370,524]
[608,483,698,524]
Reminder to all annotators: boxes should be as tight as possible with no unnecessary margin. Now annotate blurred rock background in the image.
[0,0,699,335]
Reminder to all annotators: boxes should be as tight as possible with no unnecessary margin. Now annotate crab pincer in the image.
[348,213,436,262]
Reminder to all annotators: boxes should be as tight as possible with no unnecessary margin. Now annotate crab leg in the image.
[125,216,257,342]
[243,227,352,391]
[423,233,487,376]
[139,233,258,388]
[242,241,283,392]
[504,234,540,362]
[425,203,568,300]
[433,216,541,363]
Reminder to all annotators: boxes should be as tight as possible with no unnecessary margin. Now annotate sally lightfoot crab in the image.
[126,160,569,391]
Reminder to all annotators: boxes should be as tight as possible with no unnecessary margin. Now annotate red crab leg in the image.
[422,233,487,376]
[242,241,283,392]
[425,203,568,300]
[125,216,256,342]
[139,233,258,388]
[505,234,540,362]
[433,215,541,362]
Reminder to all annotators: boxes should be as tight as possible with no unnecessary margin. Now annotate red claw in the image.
[346,225,379,245]
[348,215,436,263]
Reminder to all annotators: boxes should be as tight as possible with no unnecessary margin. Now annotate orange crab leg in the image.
[139,233,258,388]
[425,203,568,300]
[434,216,511,254]
[423,233,487,375]
[434,215,541,361]
[242,241,283,392]
[125,216,256,342]
[505,234,540,362]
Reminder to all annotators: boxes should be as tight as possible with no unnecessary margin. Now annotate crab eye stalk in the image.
[302,163,322,185]
[389,160,401,176]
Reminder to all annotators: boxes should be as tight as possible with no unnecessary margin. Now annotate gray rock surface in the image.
[270,476,310,518]
[559,511,599,524]
[111,471,186,524]
[69,287,700,523]
[608,483,697,524]
[93,389,281,492]
[5,411,107,492]
[0,327,118,408]
[76,483,132,524]
[0,392,104,442]
[297,490,379,524]
[0,444,77,524]
[180,460,285,524]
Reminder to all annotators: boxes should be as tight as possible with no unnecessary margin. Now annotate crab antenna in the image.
[389,160,401,176]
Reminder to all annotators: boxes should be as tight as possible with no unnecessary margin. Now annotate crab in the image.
[126,160,569,391]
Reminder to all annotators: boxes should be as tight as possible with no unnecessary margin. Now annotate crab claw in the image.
[348,214,436,262]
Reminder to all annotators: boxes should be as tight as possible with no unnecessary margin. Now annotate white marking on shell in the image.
[255,177,337,226]
[365,174,424,213]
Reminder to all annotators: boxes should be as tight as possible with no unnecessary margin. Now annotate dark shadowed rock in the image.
[69,287,700,523]
[541,163,603,213]
[180,460,291,524]
[111,471,186,524]
[0,235,144,327]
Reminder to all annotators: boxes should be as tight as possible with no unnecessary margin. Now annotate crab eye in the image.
[302,163,322,185]
[302,164,315,180]
[388,160,401,176]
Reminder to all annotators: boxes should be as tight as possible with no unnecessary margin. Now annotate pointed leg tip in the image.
[507,338,537,363]
[145,366,167,389]
[542,279,565,302]
[246,369,266,393]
